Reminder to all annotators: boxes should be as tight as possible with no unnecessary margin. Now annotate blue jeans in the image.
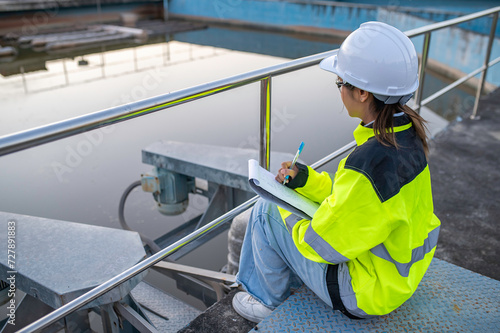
[235,199,333,309]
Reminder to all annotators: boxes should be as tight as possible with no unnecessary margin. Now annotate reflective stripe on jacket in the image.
[278,115,441,318]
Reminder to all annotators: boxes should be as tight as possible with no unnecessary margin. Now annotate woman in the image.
[232,21,441,323]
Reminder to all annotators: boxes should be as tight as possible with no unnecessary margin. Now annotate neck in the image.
[360,108,376,125]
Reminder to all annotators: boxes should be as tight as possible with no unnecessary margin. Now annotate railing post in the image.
[163,0,169,21]
[260,76,272,170]
[414,32,431,113]
[20,65,28,94]
[471,12,498,120]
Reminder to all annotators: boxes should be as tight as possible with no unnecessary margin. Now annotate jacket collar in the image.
[353,114,412,146]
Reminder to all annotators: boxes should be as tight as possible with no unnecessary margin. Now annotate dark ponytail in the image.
[371,97,429,156]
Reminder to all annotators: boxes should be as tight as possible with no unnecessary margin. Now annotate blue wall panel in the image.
[167,0,378,32]
[167,0,500,86]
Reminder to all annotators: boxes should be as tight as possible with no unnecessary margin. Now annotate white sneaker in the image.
[232,291,274,323]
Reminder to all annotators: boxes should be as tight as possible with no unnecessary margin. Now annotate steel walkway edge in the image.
[251,258,500,332]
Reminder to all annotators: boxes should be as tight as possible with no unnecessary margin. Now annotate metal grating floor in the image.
[252,258,500,332]
[130,282,201,332]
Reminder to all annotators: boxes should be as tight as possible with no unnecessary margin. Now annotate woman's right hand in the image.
[275,161,299,185]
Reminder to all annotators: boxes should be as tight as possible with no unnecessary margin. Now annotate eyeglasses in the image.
[335,79,351,90]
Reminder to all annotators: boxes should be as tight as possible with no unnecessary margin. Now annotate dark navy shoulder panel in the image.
[345,125,427,203]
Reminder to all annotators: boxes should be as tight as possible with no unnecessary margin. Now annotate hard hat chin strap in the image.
[373,93,413,105]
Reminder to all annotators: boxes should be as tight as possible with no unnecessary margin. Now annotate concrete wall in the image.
[166,0,500,35]
[338,0,500,36]
[167,0,376,34]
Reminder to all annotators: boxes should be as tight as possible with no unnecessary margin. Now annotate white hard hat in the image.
[320,21,419,105]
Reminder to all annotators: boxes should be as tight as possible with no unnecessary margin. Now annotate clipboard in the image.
[248,159,320,220]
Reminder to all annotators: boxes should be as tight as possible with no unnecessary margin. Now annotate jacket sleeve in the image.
[287,161,393,264]
[291,165,335,204]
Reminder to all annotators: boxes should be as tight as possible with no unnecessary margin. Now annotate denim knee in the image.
[250,199,285,229]
[252,198,275,216]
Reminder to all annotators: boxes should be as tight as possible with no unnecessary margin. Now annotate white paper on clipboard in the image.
[248,159,319,220]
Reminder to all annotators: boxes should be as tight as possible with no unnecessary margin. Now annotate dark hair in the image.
[343,84,429,155]
[371,97,429,156]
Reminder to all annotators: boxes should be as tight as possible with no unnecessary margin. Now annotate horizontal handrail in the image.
[410,7,499,115]
[1,6,499,157]
[310,140,357,169]
[0,50,335,157]
[419,56,500,108]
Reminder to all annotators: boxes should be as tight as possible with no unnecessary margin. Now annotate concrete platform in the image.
[178,289,256,333]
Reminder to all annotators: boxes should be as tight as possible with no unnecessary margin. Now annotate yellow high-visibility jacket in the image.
[279,115,441,318]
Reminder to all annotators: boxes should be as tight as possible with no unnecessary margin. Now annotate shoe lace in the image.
[247,295,261,304]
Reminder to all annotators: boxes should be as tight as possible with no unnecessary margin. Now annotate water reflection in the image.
[1,40,224,96]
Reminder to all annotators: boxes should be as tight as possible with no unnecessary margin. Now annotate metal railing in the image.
[406,7,500,118]
[9,6,500,332]
[0,49,335,169]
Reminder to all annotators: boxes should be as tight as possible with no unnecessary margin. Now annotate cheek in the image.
[340,89,350,106]
[341,91,357,116]
[340,89,347,103]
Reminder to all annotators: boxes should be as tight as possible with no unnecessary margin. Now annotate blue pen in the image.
[283,141,305,185]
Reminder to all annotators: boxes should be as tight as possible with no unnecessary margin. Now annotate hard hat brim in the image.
[319,51,340,76]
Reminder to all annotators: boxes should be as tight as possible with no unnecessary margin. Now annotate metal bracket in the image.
[100,304,121,333]
[153,261,236,302]
[153,261,236,284]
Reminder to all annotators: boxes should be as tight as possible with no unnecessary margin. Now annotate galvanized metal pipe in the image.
[471,12,499,119]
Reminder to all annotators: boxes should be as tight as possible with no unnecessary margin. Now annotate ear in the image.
[358,89,371,103]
